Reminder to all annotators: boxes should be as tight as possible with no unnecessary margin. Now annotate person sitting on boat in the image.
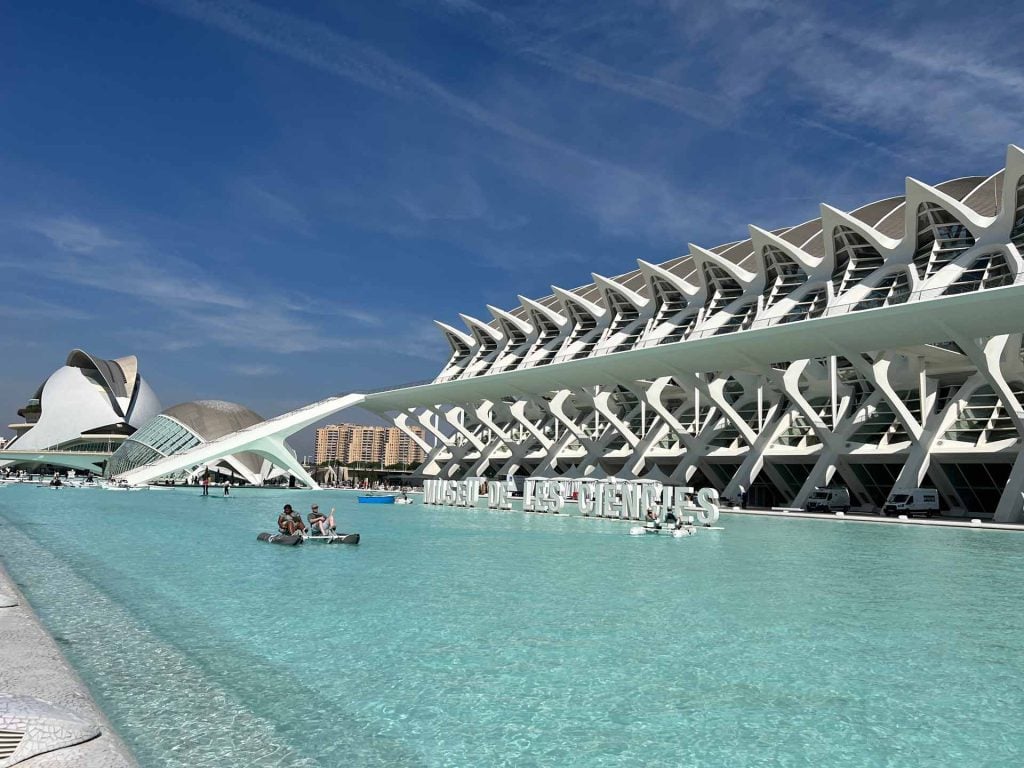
[308,504,336,536]
[278,504,306,536]
[644,508,661,529]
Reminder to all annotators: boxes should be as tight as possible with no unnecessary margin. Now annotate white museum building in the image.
[112,144,1024,522]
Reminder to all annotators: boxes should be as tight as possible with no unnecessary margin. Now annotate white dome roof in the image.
[161,400,264,442]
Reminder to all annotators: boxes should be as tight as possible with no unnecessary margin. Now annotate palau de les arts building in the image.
[30,144,1024,522]
[3,350,162,469]
[2,349,305,486]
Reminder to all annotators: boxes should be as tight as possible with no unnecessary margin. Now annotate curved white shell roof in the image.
[7,349,161,451]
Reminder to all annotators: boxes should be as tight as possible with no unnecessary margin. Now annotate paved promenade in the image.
[0,562,137,767]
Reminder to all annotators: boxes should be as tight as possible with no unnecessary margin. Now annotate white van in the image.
[804,486,851,513]
[883,488,939,517]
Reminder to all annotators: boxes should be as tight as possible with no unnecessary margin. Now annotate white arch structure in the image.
[116,145,1024,521]
[114,394,367,489]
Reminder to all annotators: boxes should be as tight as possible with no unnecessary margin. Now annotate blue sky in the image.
[2,0,1021,457]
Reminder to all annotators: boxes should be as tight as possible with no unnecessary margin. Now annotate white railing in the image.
[429,275,1024,385]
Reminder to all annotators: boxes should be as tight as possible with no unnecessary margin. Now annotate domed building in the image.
[107,400,300,485]
[4,348,162,461]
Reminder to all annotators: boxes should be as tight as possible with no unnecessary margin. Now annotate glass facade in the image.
[762,247,807,307]
[702,263,744,314]
[913,203,976,279]
[106,415,202,477]
[1012,177,1024,250]
[939,462,1012,514]
[832,226,884,296]
[848,462,904,507]
[854,270,910,311]
[943,253,1013,295]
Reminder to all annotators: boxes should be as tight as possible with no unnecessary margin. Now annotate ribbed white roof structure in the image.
[433,151,1017,381]
[394,144,1024,522]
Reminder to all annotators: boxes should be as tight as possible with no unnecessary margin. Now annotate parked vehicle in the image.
[804,486,851,513]
[882,488,939,517]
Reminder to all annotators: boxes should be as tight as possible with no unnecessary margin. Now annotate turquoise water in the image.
[1,485,1023,767]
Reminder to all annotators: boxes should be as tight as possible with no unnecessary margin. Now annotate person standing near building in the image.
[202,473,210,496]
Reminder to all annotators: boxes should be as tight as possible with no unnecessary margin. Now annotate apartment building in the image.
[315,423,425,467]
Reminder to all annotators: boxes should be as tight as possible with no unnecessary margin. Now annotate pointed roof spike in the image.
[904,176,992,235]
[458,318,503,352]
[636,259,701,296]
[433,320,476,352]
[591,272,648,308]
[818,203,902,252]
[518,294,569,327]
[486,304,533,335]
[748,224,824,275]
[687,243,758,284]
[458,312,503,341]
[551,285,606,318]
[905,176,970,206]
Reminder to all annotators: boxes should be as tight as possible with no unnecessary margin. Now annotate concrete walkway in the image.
[0,563,137,767]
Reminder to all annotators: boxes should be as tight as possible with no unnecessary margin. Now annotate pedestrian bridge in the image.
[113,393,368,489]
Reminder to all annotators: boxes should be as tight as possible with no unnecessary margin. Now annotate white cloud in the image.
[429,0,736,125]
[653,0,1024,162]
[19,217,247,309]
[9,213,426,359]
[25,216,121,253]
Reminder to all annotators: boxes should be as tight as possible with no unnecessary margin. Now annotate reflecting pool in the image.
[1,485,1023,767]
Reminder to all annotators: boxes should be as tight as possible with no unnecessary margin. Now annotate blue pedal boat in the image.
[358,494,396,504]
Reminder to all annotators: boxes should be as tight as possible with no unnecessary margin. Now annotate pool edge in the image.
[720,507,1024,530]
[0,559,140,768]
